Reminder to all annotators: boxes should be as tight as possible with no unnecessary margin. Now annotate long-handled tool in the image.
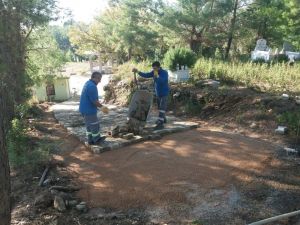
[247,209,300,225]
[133,71,139,90]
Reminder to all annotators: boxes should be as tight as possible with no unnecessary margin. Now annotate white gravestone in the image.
[251,39,271,61]
[283,42,300,60]
[168,65,190,83]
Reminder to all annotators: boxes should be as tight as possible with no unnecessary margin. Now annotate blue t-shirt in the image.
[138,69,169,97]
[79,79,99,115]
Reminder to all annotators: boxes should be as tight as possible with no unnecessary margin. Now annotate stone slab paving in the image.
[52,100,198,153]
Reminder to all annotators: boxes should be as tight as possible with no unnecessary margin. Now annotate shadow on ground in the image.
[55,127,300,224]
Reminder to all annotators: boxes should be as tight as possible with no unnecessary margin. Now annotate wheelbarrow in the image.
[126,72,153,134]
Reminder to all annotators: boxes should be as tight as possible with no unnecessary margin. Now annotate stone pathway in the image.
[52,100,198,153]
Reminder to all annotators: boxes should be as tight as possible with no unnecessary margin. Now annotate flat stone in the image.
[130,136,144,143]
[199,79,220,88]
[54,191,73,201]
[148,134,162,140]
[54,196,66,212]
[110,142,121,150]
[105,212,126,219]
[152,129,166,135]
[169,125,185,129]
[110,125,120,137]
[173,121,199,127]
[161,128,175,134]
[275,126,288,134]
[276,129,287,134]
[66,199,78,207]
[76,202,88,213]
[84,208,106,220]
[120,125,128,133]
[90,145,110,154]
[284,147,298,154]
[91,148,101,154]
[282,94,289,100]
[123,133,134,140]
[43,178,53,186]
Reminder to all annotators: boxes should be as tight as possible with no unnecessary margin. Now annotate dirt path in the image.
[59,128,272,206]
[31,103,298,225]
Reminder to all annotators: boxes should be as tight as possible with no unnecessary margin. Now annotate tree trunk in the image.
[0,94,11,225]
[0,3,20,224]
[189,25,202,54]
[225,0,239,59]
[190,39,202,54]
[128,47,132,61]
[0,39,12,225]
[11,2,26,103]
[257,19,267,39]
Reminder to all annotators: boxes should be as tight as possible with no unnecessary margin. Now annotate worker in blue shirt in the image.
[79,71,108,145]
[132,61,169,129]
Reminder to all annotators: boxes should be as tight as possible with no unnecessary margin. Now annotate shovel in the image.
[133,71,139,90]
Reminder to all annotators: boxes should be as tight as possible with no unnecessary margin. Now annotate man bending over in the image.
[132,61,169,129]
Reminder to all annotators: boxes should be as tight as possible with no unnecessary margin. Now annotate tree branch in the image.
[26,47,50,52]
[24,25,34,43]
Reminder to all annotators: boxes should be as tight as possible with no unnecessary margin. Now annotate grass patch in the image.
[7,103,51,170]
[254,111,271,121]
[191,58,300,94]
[235,114,245,124]
[191,220,206,225]
[116,59,300,95]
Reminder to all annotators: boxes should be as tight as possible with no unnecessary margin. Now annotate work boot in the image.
[164,117,167,124]
[90,136,106,145]
[154,123,164,130]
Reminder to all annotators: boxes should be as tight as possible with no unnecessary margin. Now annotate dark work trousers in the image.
[156,96,167,125]
[83,113,101,143]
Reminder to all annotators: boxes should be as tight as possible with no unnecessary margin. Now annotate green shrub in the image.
[13,102,42,119]
[277,111,300,134]
[272,54,289,63]
[236,54,251,63]
[7,103,49,169]
[214,48,223,60]
[7,118,29,166]
[15,103,31,119]
[185,98,202,115]
[27,104,43,118]
[163,47,197,71]
[252,58,268,65]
